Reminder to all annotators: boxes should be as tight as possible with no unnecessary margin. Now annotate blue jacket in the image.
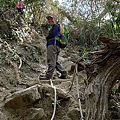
[46,24,60,47]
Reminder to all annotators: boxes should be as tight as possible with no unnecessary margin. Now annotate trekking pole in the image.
[75,64,84,120]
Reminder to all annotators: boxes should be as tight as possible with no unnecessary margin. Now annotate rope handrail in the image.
[50,79,57,120]
[75,64,84,120]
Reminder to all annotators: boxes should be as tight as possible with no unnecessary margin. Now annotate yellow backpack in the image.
[56,24,69,48]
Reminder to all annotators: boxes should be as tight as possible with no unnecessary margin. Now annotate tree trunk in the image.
[84,37,120,120]
[85,54,120,120]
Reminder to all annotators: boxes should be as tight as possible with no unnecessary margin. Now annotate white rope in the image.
[50,79,57,120]
[75,64,84,120]
[4,41,22,69]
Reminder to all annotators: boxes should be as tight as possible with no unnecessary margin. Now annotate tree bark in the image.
[84,37,120,120]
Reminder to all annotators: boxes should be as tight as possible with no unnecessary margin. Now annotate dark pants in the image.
[17,8,24,14]
[46,45,67,79]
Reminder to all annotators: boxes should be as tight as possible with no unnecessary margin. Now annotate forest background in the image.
[0,0,120,52]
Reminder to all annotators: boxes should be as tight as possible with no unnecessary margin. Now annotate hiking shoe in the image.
[39,76,50,80]
[58,75,67,79]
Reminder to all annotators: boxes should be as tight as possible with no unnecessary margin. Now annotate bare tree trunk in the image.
[72,37,120,120]
[85,54,120,120]
[85,38,120,120]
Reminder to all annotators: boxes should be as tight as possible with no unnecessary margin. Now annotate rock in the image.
[40,84,70,99]
[56,81,72,92]
[67,108,81,120]
[56,87,70,99]
[4,85,41,108]
[58,56,74,73]
[0,111,8,120]
[25,108,45,120]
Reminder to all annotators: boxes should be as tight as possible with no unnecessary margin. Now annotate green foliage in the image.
[83,47,87,54]
[112,83,119,95]
[12,54,19,61]
[107,111,111,117]
[53,0,59,7]
[9,78,18,86]
[0,0,119,52]
[100,18,120,39]
[0,0,15,8]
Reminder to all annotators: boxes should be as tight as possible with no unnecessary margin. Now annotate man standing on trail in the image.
[39,13,67,80]
[16,0,24,14]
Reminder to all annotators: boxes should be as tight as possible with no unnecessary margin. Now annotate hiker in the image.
[40,14,67,80]
[16,0,24,14]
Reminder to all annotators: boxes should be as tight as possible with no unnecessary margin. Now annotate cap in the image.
[46,14,55,19]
